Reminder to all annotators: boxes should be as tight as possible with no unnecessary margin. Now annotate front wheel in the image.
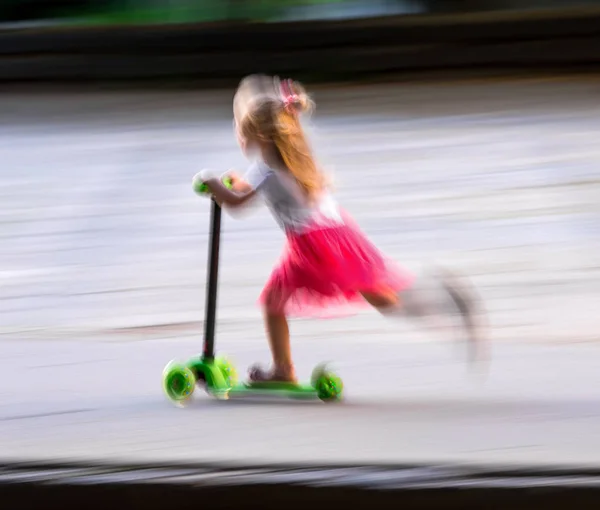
[215,356,238,388]
[163,361,196,405]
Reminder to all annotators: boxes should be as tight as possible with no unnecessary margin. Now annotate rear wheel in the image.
[311,363,343,402]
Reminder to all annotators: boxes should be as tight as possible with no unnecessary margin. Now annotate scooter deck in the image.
[224,381,318,400]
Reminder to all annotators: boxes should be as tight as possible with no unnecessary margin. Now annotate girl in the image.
[198,74,486,383]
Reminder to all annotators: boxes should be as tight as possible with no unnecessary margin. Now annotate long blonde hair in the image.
[234,75,326,200]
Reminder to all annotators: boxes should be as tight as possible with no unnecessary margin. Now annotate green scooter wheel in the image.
[162,361,196,405]
[215,356,238,388]
[311,363,343,402]
[315,372,344,402]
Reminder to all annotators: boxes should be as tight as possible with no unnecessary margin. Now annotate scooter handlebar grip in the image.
[193,173,234,196]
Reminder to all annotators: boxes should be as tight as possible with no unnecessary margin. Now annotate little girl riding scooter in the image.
[198,74,486,383]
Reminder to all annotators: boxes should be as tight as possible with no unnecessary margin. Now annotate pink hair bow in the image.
[280,78,298,114]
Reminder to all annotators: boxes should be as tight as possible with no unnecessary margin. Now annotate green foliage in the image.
[1,0,358,26]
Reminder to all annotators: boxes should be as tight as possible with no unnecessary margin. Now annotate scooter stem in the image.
[202,198,221,361]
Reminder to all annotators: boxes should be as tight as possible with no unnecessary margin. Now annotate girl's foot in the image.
[434,267,489,366]
[248,363,298,384]
[395,267,489,367]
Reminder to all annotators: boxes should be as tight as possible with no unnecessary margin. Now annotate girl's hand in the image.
[192,170,255,208]
[192,170,215,195]
[225,170,242,184]
[224,170,252,193]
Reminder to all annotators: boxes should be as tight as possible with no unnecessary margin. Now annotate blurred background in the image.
[1,0,600,26]
[2,1,600,508]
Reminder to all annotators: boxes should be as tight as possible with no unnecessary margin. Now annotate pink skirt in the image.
[259,211,414,318]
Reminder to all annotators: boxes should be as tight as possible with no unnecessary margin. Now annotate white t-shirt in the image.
[244,161,342,234]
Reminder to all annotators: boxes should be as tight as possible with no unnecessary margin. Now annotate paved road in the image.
[1,76,600,468]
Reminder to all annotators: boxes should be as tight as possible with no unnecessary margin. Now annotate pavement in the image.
[1,75,600,468]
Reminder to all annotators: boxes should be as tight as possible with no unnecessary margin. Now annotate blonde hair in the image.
[234,74,326,200]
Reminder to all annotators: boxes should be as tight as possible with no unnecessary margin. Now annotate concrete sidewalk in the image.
[1,337,600,467]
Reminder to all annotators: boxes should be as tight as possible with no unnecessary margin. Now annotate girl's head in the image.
[233,74,325,199]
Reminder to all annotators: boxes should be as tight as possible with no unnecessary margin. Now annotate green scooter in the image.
[162,176,344,406]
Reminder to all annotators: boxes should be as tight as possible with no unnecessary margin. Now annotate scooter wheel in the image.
[315,372,344,403]
[163,361,196,405]
[215,356,238,388]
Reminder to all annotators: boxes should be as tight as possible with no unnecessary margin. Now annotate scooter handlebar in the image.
[193,172,234,196]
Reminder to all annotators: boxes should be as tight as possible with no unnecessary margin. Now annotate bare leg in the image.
[361,288,399,311]
[362,286,454,340]
[249,308,297,383]
[266,310,296,380]
[363,270,488,365]
[365,275,461,324]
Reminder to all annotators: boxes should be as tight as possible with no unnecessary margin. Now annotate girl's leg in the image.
[361,288,399,311]
[363,275,468,323]
[263,309,296,381]
[249,290,297,383]
[362,270,487,364]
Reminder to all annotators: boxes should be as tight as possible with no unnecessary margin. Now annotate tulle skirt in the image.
[259,211,414,318]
